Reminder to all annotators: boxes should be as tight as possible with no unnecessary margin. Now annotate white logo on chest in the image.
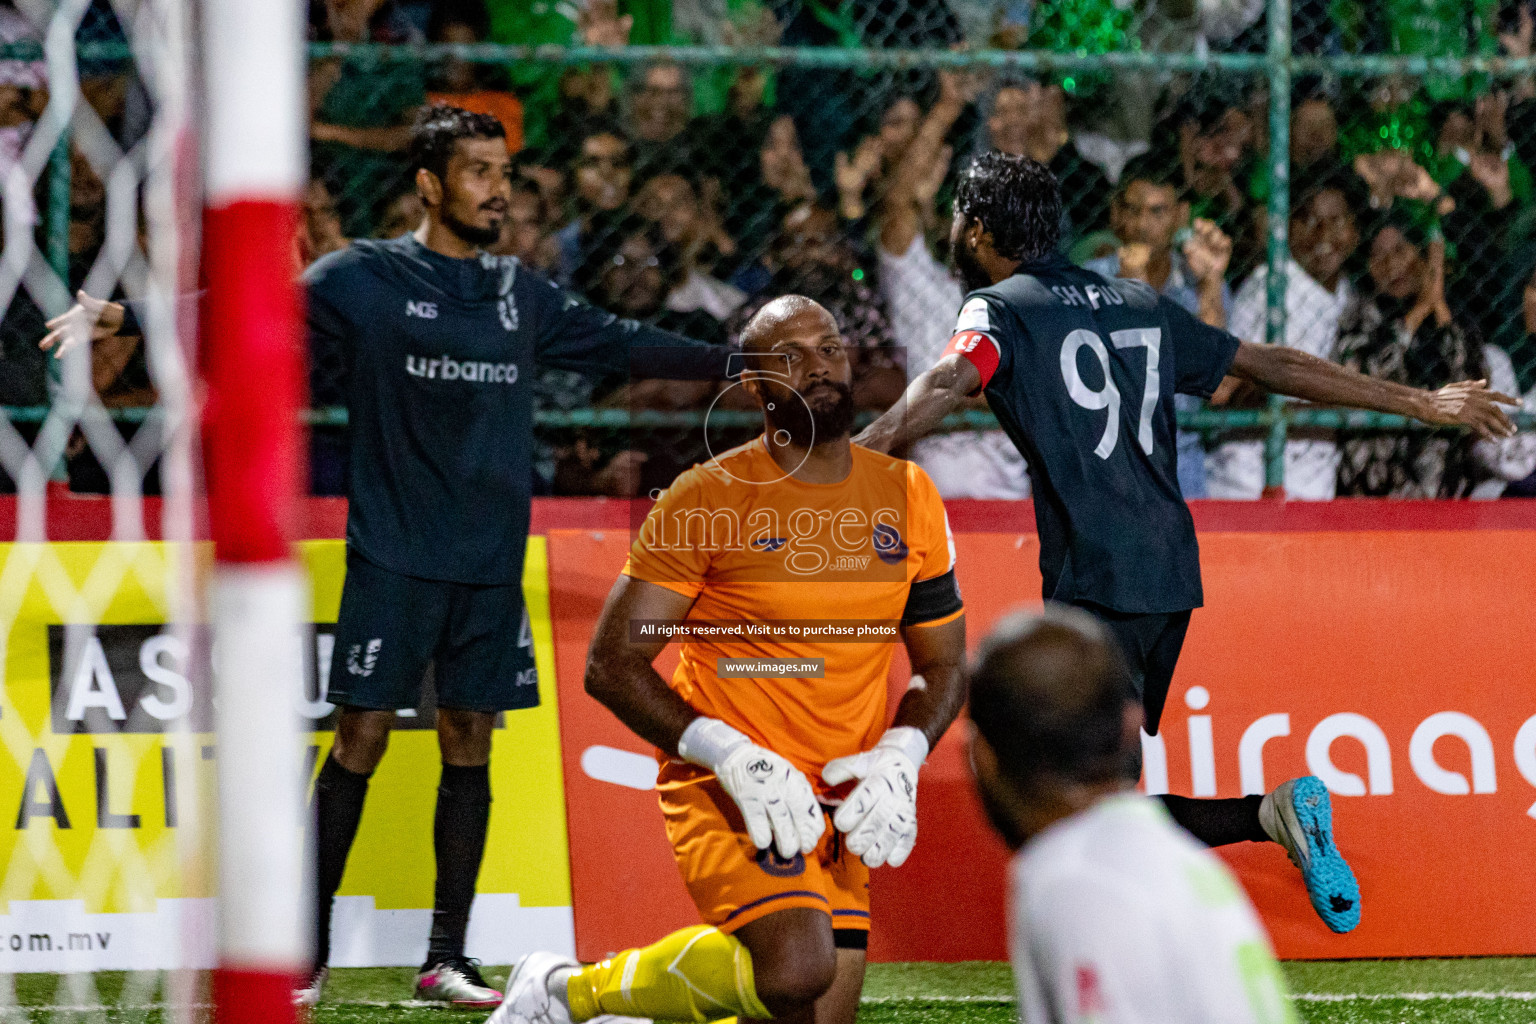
[406,300,438,319]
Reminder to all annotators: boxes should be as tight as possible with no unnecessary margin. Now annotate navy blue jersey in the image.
[947,254,1239,613]
[306,235,725,586]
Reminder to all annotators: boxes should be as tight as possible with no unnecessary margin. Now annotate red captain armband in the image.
[941,330,1001,390]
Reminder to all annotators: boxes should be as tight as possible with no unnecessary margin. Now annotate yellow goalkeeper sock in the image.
[565,925,772,1022]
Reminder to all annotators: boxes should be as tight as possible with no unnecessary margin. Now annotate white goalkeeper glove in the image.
[821,726,929,868]
[678,717,824,859]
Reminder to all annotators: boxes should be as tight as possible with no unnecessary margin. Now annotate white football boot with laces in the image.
[489,951,581,1024]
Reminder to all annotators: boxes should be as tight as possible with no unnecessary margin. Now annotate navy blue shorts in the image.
[1076,605,1192,736]
[326,549,539,715]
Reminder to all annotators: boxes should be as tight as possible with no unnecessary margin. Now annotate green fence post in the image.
[1263,0,1292,495]
[46,130,69,379]
[44,127,70,482]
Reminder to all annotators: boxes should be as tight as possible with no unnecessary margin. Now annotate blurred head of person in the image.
[951,151,1063,292]
[68,148,106,257]
[738,296,856,449]
[1291,95,1339,169]
[968,605,1141,850]
[302,178,349,261]
[1366,74,1419,113]
[1176,88,1253,195]
[1365,217,1429,304]
[489,181,548,265]
[1110,170,1186,258]
[428,0,491,93]
[375,189,425,239]
[879,95,922,160]
[759,114,810,194]
[408,103,510,248]
[987,80,1067,162]
[578,218,680,318]
[1288,182,1358,290]
[573,125,633,215]
[637,172,703,251]
[630,60,693,145]
[769,203,859,298]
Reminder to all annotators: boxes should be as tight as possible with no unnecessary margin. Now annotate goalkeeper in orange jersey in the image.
[487,295,968,1024]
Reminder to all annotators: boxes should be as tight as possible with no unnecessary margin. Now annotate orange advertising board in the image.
[548,512,1536,962]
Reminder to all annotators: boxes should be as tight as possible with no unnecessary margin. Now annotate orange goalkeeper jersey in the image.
[623,437,961,789]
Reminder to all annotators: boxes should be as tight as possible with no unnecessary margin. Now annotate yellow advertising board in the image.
[0,538,572,971]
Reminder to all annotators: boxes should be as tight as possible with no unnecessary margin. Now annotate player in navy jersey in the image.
[42,105,727,1009]
[297,107,726,1007]
[857,152,1518,935]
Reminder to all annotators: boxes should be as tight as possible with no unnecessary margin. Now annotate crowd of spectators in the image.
[8,0,1536,500]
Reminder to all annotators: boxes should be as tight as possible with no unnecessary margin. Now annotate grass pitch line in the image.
[1292,990,1536,1002]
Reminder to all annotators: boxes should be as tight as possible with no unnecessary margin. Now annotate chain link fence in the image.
[9,0,1536,501]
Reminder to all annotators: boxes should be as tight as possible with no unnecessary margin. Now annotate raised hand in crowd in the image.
[760,115,816,205]
[696,178,739,260]
[834,136,884,221]
[1404,237,1452,335]
[1184,217,1233,328]
[1116,242,1152,283]
[1468,148,1514,209]
[1468,92,1515,210]
[1501,5,1536,101]
[913,143,953,221]
[877,68,973,257]
[1183,218,1233,287]
[1354,148,1455,216]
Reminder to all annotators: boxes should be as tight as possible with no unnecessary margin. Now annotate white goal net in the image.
[0,0,208,1019]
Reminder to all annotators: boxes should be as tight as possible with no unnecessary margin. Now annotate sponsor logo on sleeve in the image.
[955,297,991,332]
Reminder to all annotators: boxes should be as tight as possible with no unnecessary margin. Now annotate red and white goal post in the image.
[200,1,309,1022]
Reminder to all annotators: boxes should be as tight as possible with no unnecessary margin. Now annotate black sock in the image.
[426,762,492,965]
[312,754,372,970]
[1159,794,1268,847]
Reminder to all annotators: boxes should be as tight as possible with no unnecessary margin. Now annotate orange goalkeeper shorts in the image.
[657,760,871,936]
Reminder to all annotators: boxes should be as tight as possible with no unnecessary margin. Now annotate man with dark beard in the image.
[296,105,725,1007]
[44,108,725,1008]
[857,152,1520,938]
[485,295,967,1024]
[728,204,906,410]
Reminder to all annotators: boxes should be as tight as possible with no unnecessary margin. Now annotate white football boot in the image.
[293,966,327,1007]
[488,951,581,1024]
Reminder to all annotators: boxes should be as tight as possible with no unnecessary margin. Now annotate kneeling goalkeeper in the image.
[490,296,968,1024]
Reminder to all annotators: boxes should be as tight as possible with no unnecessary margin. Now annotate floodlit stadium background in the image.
[1,0,1535,1021]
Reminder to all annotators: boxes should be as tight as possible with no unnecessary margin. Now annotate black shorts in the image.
[1075,605,1192,736]
[326,549,540,715]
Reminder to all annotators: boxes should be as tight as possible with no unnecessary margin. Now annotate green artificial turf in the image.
[4,959,1535,1023]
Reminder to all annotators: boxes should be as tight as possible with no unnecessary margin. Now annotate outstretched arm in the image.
[537,278,729,381]
[853,353,981,454]
[1227,340,1518,440]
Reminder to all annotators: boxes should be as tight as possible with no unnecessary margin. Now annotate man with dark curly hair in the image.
[858,150,1520,937]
